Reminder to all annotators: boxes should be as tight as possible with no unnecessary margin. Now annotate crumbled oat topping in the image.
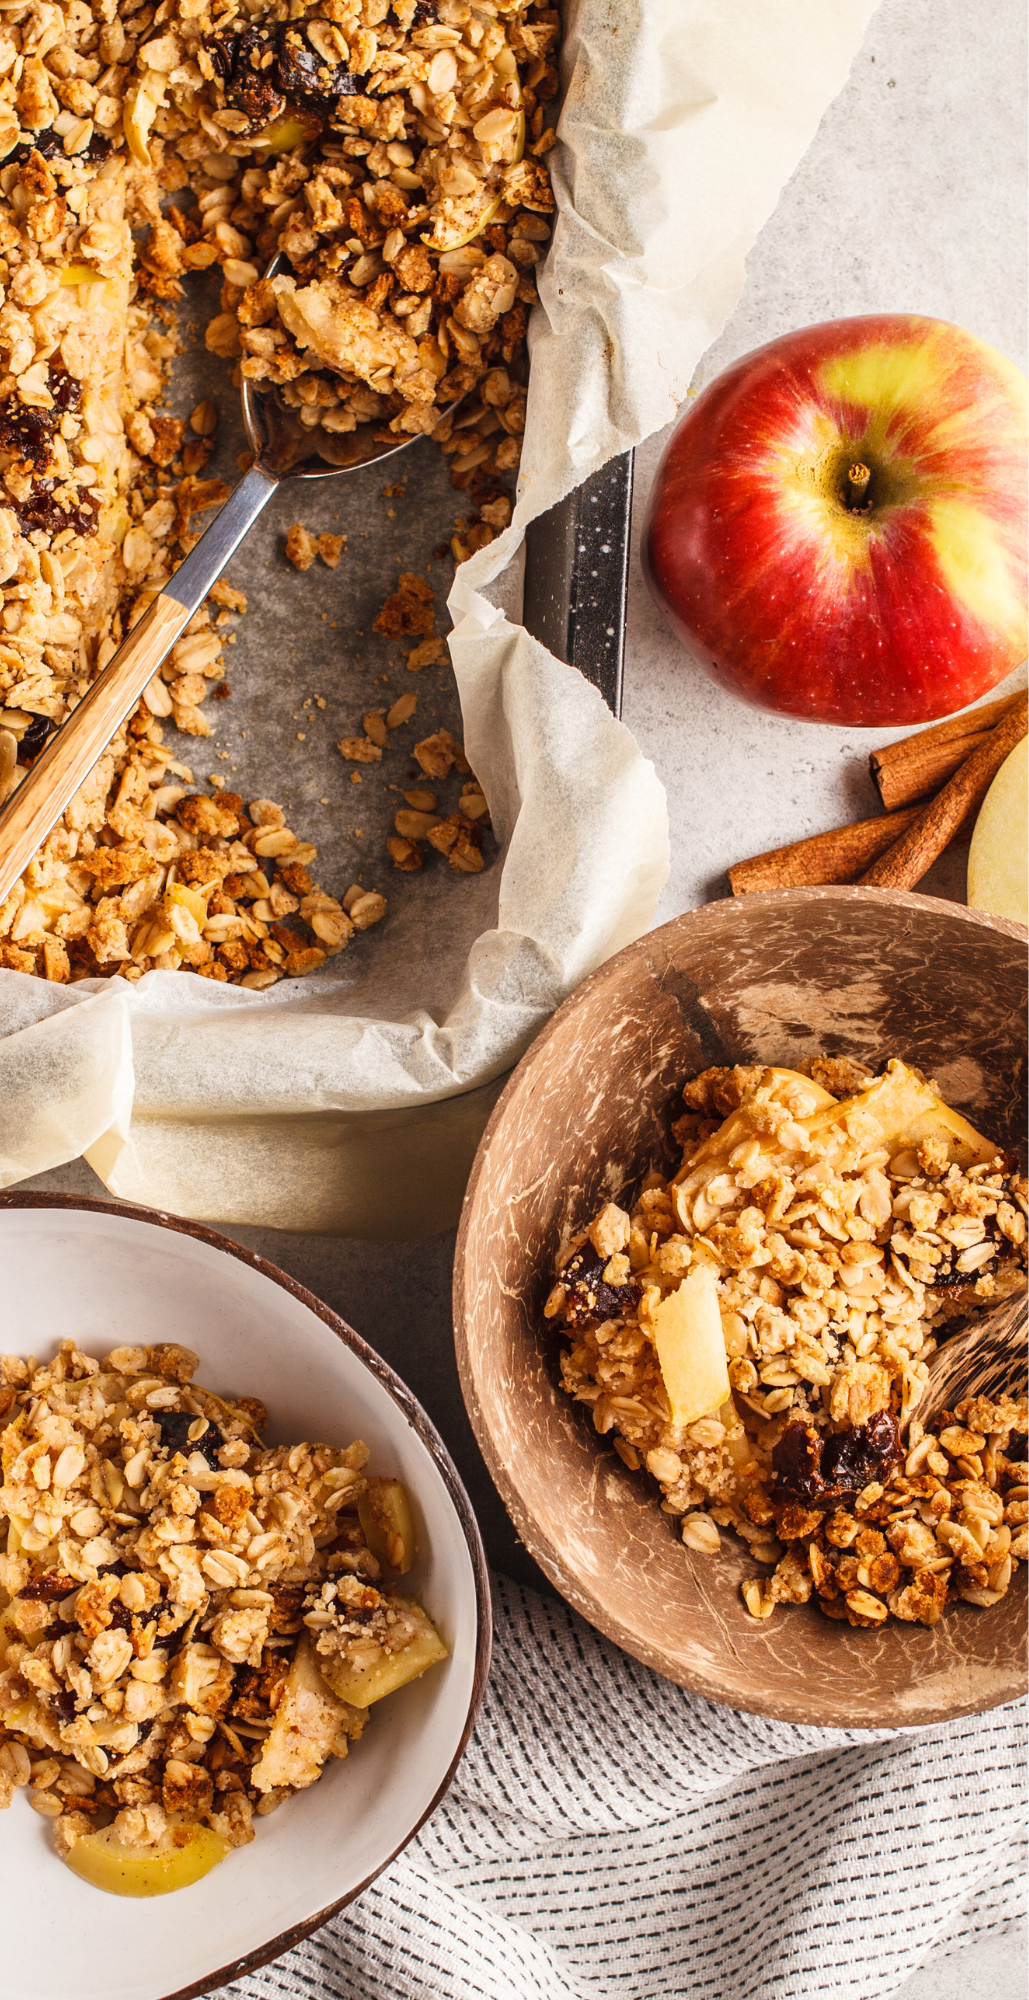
[0,1339,445,1877]
[0,0,551,985]
[2,781,383,984]
[550,1060,1028,1630]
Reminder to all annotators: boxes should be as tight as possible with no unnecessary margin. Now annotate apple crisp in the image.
[547,1059,1028,1630]
[0,1338,446,1890]
[0,0,552,984]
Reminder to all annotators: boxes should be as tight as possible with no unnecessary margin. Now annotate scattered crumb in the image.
[285,524,318,571]
[209,581,247,613]
[374,573,435,639]
[317,532,346,569]
[386,692,418,729]
[480,496,512,529]
[406,637,448,672]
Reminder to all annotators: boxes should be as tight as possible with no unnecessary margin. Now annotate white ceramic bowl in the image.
[0,1195,490,2000]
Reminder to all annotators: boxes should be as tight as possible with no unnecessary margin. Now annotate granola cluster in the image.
[3,774,386,983]
[0,1338,442,1871]
[132,0,553,505]
[548,1058,1028,1631]
[0,0,551,986]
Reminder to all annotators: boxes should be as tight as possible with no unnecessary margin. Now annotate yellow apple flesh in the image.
[649,1264,730,1429]
[808,1058,999,1169]
[358,1478,417,1574]
[63,1819,229,1897]
[317,1602,448,1709]
[967,734,1028,926]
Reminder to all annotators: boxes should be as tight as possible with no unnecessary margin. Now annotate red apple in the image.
[643,314,1028,726]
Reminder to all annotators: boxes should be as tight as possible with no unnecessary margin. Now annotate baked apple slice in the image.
[648,1264,731,1430]
[316,1601,448,1711]
[62,1818,230,1898]
[358,1478,417,1574]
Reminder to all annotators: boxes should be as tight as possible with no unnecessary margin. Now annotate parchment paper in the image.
[0,0,880,1235]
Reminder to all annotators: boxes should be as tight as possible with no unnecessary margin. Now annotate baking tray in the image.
[155,280,633,996]
[523,453,634,717]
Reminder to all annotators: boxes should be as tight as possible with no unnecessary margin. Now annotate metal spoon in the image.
[916,1287,1027,1432]
[0,259,448,904]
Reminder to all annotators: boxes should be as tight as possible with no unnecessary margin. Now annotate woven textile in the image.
[222,1576,1026,2000]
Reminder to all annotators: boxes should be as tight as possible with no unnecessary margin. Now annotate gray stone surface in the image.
[11,0,1027,1988]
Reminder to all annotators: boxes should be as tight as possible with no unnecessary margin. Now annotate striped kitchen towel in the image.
[223,1575,1026,2000]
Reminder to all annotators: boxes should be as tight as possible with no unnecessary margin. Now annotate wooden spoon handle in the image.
[0,462,276,908]
[0,590,189,907]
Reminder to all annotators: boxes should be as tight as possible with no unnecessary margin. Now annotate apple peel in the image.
[643,314,1029,726]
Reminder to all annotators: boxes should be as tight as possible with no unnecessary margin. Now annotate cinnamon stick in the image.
[870,691,1023,811]
[728,807,924,896]
[859,692,1028,891]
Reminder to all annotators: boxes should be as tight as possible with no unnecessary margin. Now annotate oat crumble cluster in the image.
[0,1338,445,1878]
[547,1058,1028,1631]
[0,0,551,984]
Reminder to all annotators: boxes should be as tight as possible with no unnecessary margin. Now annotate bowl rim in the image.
[453,884,1027,1726]
[0,1189,493,2000]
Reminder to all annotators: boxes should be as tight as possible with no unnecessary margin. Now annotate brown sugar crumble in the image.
[0,0,553,986]
[548,1059,1028,1632]
[0,1339,446,1882]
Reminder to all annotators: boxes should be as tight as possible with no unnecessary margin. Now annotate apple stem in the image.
[845,462,872,509]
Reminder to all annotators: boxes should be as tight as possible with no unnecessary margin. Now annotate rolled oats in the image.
[550,1059,1028,1635]
[0,1337,447,1887]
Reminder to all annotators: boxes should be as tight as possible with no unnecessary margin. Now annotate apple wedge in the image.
[62,1818,230,1898]
[421,92,525,252]
[252,109,322,156]
[806,1058,998,1170]
[649,1264,730,1430]
[249,1632,366,1795]
[967,736,1028,926]
[680,1068,837,1177]
[317,1602,448,1710]
[358,1478,416,1574]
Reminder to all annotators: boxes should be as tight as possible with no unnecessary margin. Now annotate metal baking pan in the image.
[149,293,633,969]
[522,454,634,716]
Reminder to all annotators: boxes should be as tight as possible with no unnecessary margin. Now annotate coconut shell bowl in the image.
[453,886,1027,1729]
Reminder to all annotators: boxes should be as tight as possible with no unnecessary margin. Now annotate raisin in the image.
[17,1571,76,1601]
[16,482,99,539]
[560,1242,640,1332]
[208,24,286,124]
[205,19,365,122]
[771,1412,902,1509]
[152,1408,221,1466]
[21,714,57,761]
[9,127,108,166]
[0,398,56,470]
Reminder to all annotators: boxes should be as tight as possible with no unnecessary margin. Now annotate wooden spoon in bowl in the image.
[916,1289,1027,1432]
